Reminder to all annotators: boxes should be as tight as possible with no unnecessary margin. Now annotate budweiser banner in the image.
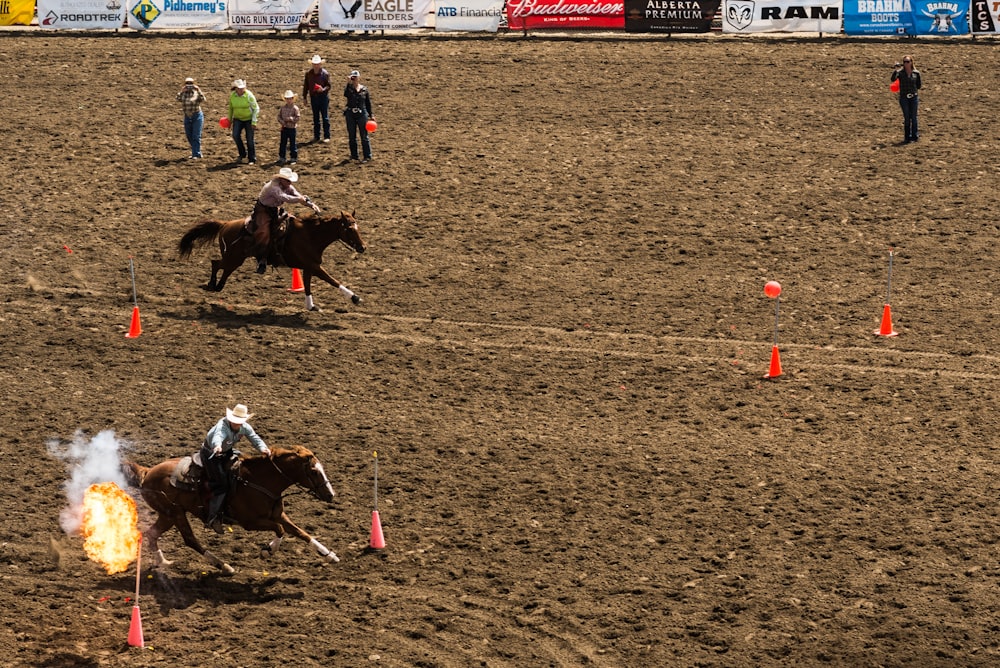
[126,0,229,29]
[38,0,127,28]
[506,0,625,29]
[434,0,505,30]
[625,0,720,32]
[722,0,841,31]
[0,0,36,24]
[228,0,315,29]
[318,0,431,30]
[971,0,999,32]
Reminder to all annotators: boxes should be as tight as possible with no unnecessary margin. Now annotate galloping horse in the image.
[121,446,339,574]
[178,209,366,311]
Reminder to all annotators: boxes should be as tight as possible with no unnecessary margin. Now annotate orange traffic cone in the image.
[127,605,145,648]
[370,510,385,549]
[125,306,142,338]
[874,303,899,337]
[764,345,782,379]
[288,268,305,293]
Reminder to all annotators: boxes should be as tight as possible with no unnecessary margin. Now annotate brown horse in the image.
[178,209,366,312]
[121,446,339,574]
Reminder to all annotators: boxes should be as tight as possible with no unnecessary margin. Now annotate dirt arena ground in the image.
[2,29,1000,667]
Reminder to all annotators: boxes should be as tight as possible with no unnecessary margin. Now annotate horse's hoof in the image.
[308,306,322,312]
[221,563,235,575]
[351,295,362,305]
[327,552,340,563]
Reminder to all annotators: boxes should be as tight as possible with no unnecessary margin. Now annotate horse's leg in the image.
[302,266,361,312]
[208,259,221,291]
[146,514,176,568]
[174,513,235,574]
[240,514,339,563]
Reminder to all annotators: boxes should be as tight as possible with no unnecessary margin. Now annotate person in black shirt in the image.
[891,55,922,144]
[343,69,376,163]
[303,55,331,144]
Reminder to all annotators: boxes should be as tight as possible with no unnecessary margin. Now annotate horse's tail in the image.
[178,220,225,259]
[121,460,148,488]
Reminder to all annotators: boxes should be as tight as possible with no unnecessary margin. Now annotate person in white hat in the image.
[302,55,331,144]
[226,79,260,165]
[175,77,206,159]
[250,167,321,274]
[200,404,271,533]
[343,69,376,163]
[277,90,301,166]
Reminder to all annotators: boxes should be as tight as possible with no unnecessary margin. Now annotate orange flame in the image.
[81,482,141,575]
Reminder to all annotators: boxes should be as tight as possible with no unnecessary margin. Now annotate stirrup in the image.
[209,517,224,534]
[256,258,267,274]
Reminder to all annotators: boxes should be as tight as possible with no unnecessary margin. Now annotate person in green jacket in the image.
[226,79,260,165]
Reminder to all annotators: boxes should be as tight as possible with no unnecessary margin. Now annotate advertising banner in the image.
[842,0,914,34]
[435,0,504,31]
[625,0,720,32]
[318,0,429,30]
[38,0,127,29]
[126,0,229,29]
[910,0,968,33]
[722,0,841,32]
[970,0,999,32]
[0,0,36,24]
[506,0,625,30]
[228,0,314,29]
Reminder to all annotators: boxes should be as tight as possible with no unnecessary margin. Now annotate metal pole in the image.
[885,249,894,304]
[129,258,138,308]
[133,533,142,603]
[772,296,780,347]
[373,451,379,512]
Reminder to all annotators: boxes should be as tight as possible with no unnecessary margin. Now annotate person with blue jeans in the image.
[302,55,331,144]
[176,77,206,159]
[891,55,921,144]
[343,69,376,163]
[227,79,260,165]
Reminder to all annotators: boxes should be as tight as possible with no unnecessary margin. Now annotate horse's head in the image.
[271,446,336,503]
[327,210,365,254]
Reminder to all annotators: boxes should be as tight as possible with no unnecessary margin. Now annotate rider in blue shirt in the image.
[200,404,271,533]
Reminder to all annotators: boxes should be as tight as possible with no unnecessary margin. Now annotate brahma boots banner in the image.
[38,0,127,28]
[842,0,914,34]
[126,0,229,29]
[435,0,505,31]
[722,0,841,32]
[506,0,625,29]
[625,0,721,32]
[0,0,36,25]
[228,0,314,29]
[318,0,429,30]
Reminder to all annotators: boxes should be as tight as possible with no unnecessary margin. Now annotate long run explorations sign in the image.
[227,0,315,29]
[625,0,720,32]
[506,0,625,29]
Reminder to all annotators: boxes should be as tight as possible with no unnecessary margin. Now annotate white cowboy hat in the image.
[184,77,195,83]
[349,70,360,78]
[226,404,253,424]
[274,167,298,182]
[232,79,246,89]
[283,90,296,99]
[311,54,324,64]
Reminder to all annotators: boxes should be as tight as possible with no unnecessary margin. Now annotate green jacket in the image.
[227,89,259,124]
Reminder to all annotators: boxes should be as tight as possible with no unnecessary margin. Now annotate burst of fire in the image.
[81,482,141,575]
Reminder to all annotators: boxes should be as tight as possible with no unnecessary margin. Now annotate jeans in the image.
[232,118,256,162]
[899,95,918,141]
[310,94,330,141]
[345,110,371,160]
[279,127,298,162]
[184,111,204,158]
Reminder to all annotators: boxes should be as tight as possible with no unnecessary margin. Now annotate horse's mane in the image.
[242,445,313,460]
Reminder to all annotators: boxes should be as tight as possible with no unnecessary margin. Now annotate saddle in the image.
[244,203,291,261]
[169,451,241,491]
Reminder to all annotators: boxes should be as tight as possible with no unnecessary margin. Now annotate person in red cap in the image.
[302,55,331,144]
[200,404,271,533]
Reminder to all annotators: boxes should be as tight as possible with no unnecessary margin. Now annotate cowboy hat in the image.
[226,404,253,424]
[283,90,296,99]
[274,167,298,182]
[311,54,324,64]
[232,79,246,89]
[349,70,360,78]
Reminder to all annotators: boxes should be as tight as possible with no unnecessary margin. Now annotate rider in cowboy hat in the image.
[200,404,271,534]
[251,167,320,274]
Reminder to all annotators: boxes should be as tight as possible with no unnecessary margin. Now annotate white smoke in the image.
[47,429,131,535]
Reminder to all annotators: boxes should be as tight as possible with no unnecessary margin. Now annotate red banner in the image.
[506,0,625,29]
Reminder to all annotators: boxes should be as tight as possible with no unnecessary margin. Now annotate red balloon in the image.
[365,120,378,133]
[314,83,322,92]
[764,281,782,298]
[890,79,900,93]
[219,117,231,129]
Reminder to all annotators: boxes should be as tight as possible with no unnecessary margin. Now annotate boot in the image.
[256,257,267,274]
[207,493,226,534]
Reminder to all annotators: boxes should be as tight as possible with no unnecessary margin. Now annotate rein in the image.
[235,455,326,502]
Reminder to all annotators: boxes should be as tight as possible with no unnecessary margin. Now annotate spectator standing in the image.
[176,77,206,159]
[278,90,301,165]
[343,69,375,163]
[303,55,331,144]
[891,55,922,144]
[227,79,260,165]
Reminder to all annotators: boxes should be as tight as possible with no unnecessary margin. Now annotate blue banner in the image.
[844,0,968,33]
[911,0,968,33]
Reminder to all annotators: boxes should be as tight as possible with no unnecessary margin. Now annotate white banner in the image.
[228,0,315,29]
[318,0,430,30]
[126,0,229,29]
[38,0,127,29]
[722,0,842,32]
[434,0,503,30]
[970,0,999,32]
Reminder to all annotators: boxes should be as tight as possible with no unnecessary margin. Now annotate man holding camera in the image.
[176,77,206,159]
[891,56,922,144]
